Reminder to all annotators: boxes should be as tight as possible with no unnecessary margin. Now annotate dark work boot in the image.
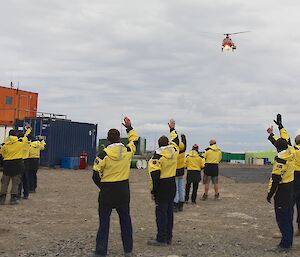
[295,224,300,237]
[147,239,167,246]
[173,202,179,212]
[202,193,208,201]
[10,195,19,205]
[178,202,184,211]
[0,194,6,205]
[215,193,220,200]
[185,195,189,203]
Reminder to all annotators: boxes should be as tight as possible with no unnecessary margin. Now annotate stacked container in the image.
[15,117,97,167]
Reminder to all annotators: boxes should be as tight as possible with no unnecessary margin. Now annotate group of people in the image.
[0,122,46,205]
[266,114,300,251]
[173,135,222,212]
[91,117,221,257]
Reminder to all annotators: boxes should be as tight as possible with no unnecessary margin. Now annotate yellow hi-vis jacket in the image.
[93,129,139,182]
[148,128,179,202]
[186,150,205,171]
[269,127,299,170]
[177,142,186,170]
[22,140,31,159]
[92,128,139,208]
[268,147,295,206]
[294,144,300,171]
[202,144,222,164]
[29,140,46,159]
[0,128,31,161]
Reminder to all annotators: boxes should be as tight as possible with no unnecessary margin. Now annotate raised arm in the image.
[38,136,46,150]
[168,119,179,149]
[274,114,292,146]
[267,126,278,148]
[123,116,139,156]
[180,134,187,153]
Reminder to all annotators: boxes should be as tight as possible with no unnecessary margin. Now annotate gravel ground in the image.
[1,166,300,257]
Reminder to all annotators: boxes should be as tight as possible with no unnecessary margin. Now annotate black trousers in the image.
[155,200,173,243]
[96,203,133,256]
[185,170,201,202]
[185,182,199,202]
[18,160,30,197]
[18,170,29,197]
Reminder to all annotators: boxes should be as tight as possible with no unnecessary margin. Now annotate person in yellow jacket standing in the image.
[174,134,186,212]
[267,136,295,250]
[185,144,205,204]
[0,124,31,205]
[28,135,46,193]
[294,135,300,236]
[18,129,34,200]
[92,117,139,257]
[202,139,222,201]
[267,114,300,237]
[147,119,179,246]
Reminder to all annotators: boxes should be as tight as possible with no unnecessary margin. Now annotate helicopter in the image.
[222,31,250,52]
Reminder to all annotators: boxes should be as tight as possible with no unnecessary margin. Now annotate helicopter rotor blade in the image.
[225,31,251,35]
[198,31,224,35]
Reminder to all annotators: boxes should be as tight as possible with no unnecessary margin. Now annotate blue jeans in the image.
[275,205,293,248]
[155,200,173,243]
[174,176,185,203]
[96,204,133,256]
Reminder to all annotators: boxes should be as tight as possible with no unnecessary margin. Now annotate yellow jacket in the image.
[29,140,46,159]
[186,150,205,171]
[148,129,179,196]
[270,127,299,172]
[0,129,31,161]
[294,144,300,171]
[202,144,222,164]
[268,147,295,193]
[148,129,179,178]
[176,142,186,169]
[93,129,139,182]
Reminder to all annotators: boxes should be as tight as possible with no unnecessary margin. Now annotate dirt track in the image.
[1,167,300,257]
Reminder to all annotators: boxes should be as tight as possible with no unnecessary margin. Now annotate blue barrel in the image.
[61,157,80,169]
[263,158,269,165]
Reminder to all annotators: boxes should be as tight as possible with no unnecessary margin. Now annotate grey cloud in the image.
[0,0,300,151]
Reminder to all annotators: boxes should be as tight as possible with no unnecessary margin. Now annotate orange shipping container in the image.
[0,85,38,126]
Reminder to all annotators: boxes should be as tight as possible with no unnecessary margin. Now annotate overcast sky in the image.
[1,0,300,152]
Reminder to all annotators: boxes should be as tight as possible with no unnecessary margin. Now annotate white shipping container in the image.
[230,160,246,164]
[0,125,14,143]
[254,158,264,165]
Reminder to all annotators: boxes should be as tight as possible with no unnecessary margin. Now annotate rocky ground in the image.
[1,165,300,257]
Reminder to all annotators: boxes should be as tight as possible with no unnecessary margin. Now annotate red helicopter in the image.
[222,31,250,52]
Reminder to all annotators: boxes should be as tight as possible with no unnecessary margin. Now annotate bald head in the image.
[295,135,300,145]
[209,139,216,145]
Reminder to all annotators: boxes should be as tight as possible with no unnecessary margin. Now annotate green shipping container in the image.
[98,137,146,155]
[221,152,245,162]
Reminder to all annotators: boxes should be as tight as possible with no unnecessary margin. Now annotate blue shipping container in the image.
[15,118,97,167]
